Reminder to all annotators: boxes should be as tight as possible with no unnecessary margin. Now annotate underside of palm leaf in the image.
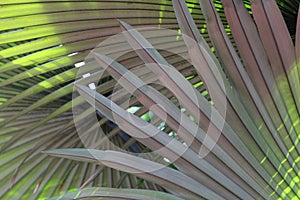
[1,0,300,199]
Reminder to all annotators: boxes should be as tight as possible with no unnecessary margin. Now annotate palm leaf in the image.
[45,148,221,200]
[1,0,300,199]
[49,187,183,200]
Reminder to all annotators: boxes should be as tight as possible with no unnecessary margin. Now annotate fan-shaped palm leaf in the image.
[1,0,300,199]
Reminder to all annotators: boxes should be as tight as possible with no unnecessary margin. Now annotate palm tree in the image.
[0,0,299,199]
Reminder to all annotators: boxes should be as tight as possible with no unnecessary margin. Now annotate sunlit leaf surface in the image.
[0,0,300,199]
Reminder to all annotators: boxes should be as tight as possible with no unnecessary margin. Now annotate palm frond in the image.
[1,0,300,199]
